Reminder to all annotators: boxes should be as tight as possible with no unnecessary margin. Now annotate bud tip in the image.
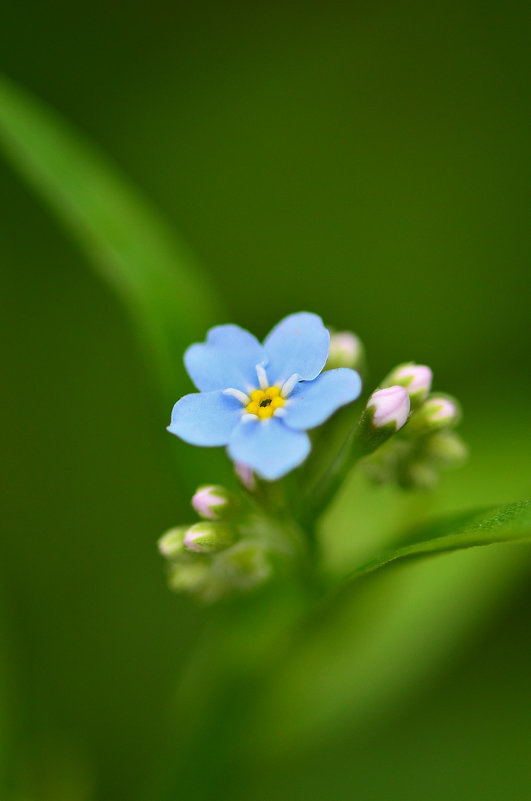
[192,485,227,520]
[394,363,433,397]
[234,461,256,490]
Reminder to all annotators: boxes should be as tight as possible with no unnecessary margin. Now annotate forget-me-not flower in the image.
[168,312,362,480]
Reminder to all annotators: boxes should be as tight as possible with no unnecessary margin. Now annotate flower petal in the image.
[283,368,362,431]
[227,417,311,480]
[263,312,330,385]
[184,324,266,392]
[168,391,242,446]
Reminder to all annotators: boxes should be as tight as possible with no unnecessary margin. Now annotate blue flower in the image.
[168,312,362,480]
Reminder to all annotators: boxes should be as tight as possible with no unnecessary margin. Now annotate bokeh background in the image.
[0,2,530,800]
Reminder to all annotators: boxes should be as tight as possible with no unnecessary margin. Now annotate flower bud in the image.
[326,331,365,371]
[191,485,240,520]
[402,461,439,490]
[234,461,256,491]
[354,386,410,455]
[184,522,237,554]
[426,430,468,464]
[157,526,188,559]
[220,542,271,589]
[409,394,461,433]
[168,560,210,593]
[383,362,432,405]
[367,386,411,430]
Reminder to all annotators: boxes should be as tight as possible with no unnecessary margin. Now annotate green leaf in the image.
[0,74,224,404]
[239,503,531,760]
[343,500,531,583]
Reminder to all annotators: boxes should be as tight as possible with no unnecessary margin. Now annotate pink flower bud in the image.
[421,396,460,426]
[234,461,256,491]
[393,364,432,398]
[408,394,461,433]
[326,332,364,370]
[192,485,236,520]
[367,386,410,430]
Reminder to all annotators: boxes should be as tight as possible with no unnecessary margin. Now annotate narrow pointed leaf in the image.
[344,500,531,583]
[0,74,223,403]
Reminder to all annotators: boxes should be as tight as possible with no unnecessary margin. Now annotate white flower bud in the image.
[411,394,461,432]
[384,362,433,404]
[367,386,410,431]
[354,386,411,455]
[184,522,237,554]
[326,331,364,371]
[157,526,187,558]
[191,485,240,520]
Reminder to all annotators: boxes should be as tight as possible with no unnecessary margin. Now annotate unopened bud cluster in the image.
[158,484,274,603]
[359,362,465,489]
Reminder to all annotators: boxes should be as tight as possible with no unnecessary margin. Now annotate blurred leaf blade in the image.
[344,500,531,583]
[0,74,224,403]
[246,544,530,761]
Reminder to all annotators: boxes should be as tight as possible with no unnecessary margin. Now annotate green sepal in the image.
[354,405,400,455]
[184,522,238,554]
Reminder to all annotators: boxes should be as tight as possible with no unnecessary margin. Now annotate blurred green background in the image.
[0,1,529,799]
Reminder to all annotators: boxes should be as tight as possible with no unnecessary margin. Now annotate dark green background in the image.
[0,2,529,799]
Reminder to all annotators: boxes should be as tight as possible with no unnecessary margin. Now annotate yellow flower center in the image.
[245,386,285,420]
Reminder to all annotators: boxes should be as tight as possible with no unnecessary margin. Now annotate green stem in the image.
[300,432,363,526]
